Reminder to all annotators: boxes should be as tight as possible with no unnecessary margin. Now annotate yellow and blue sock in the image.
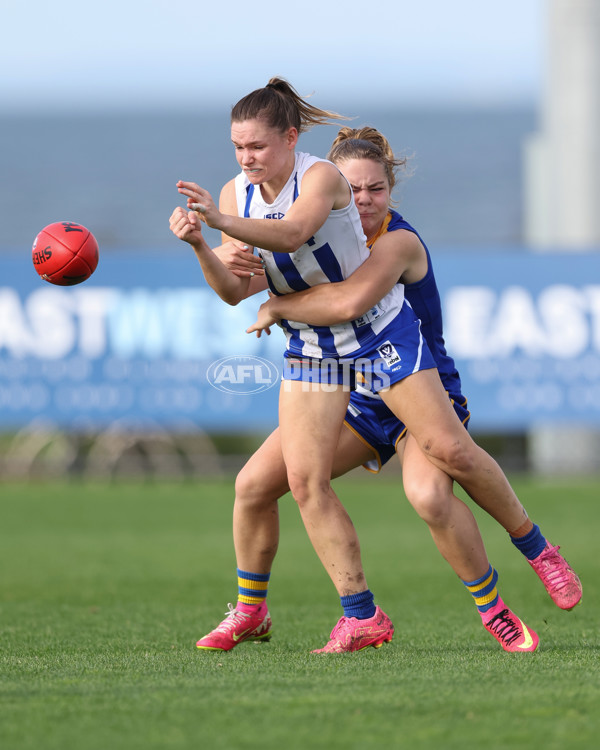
[236,568,270,613]
[463,564,501,617]
[340,589,376,620]
[509,521,547,560]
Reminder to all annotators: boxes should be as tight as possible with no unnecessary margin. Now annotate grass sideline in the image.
[1,476,598,750]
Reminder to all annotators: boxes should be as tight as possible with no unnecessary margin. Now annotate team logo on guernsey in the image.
[376,341,401,368]
[207,356,279,395]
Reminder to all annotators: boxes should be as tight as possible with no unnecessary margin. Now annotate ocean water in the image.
[0,106,536,253]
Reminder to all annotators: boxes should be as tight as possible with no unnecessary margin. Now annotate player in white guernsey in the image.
[170,78,405,651]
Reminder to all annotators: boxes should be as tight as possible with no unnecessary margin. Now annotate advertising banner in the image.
[1,250,599,433]
[435,252,600,429]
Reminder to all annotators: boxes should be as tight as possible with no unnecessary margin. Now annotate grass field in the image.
[1,475,598,750]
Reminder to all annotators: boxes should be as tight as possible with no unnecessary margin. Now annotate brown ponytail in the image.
[231,77,349,134]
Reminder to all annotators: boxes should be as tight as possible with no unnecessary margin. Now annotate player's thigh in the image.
[331,426,377,479]
[380,369,472,457]
[395,434,407,467]
[278,380,350,479]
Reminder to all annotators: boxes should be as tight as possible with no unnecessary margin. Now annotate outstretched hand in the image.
[177,180,221,228]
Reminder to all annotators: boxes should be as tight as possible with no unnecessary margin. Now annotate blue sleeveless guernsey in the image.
[382,210,462,396]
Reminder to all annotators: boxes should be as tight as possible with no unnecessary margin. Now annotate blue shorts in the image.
[282,310,437,391]
[344,389,471,473]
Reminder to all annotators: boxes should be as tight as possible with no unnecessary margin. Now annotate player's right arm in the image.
[247,229,422,334]
[169,179,268,305]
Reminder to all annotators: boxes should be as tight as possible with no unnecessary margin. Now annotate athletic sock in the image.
[509,523,547,560]
[236,568,270,612]
[480,595,509,622]
[340,589,376,620]
[463,564,500,616]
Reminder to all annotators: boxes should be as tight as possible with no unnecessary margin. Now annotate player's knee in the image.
[427,436,477,477]
[405,478,452,527]
[235,464,285,510]
[286,471,330,507]
[446,441,477,476]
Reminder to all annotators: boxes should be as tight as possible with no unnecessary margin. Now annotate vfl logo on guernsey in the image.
[207,356,279,395]
[376,341,401,367]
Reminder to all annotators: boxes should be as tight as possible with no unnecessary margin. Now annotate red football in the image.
[32,221,99,286]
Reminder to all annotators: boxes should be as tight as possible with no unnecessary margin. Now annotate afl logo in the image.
[206,355,279,395]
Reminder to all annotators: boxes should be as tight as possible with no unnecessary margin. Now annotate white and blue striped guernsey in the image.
[234,152,406,358]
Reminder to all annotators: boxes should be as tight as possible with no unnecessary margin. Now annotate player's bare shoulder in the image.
[304,159,351,210]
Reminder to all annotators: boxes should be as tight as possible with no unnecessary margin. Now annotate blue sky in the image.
[3,0,545,111]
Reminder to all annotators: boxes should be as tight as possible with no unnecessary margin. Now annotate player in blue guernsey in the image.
[191,126,581,654]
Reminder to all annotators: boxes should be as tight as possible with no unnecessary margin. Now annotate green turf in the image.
[1,476,598,750]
